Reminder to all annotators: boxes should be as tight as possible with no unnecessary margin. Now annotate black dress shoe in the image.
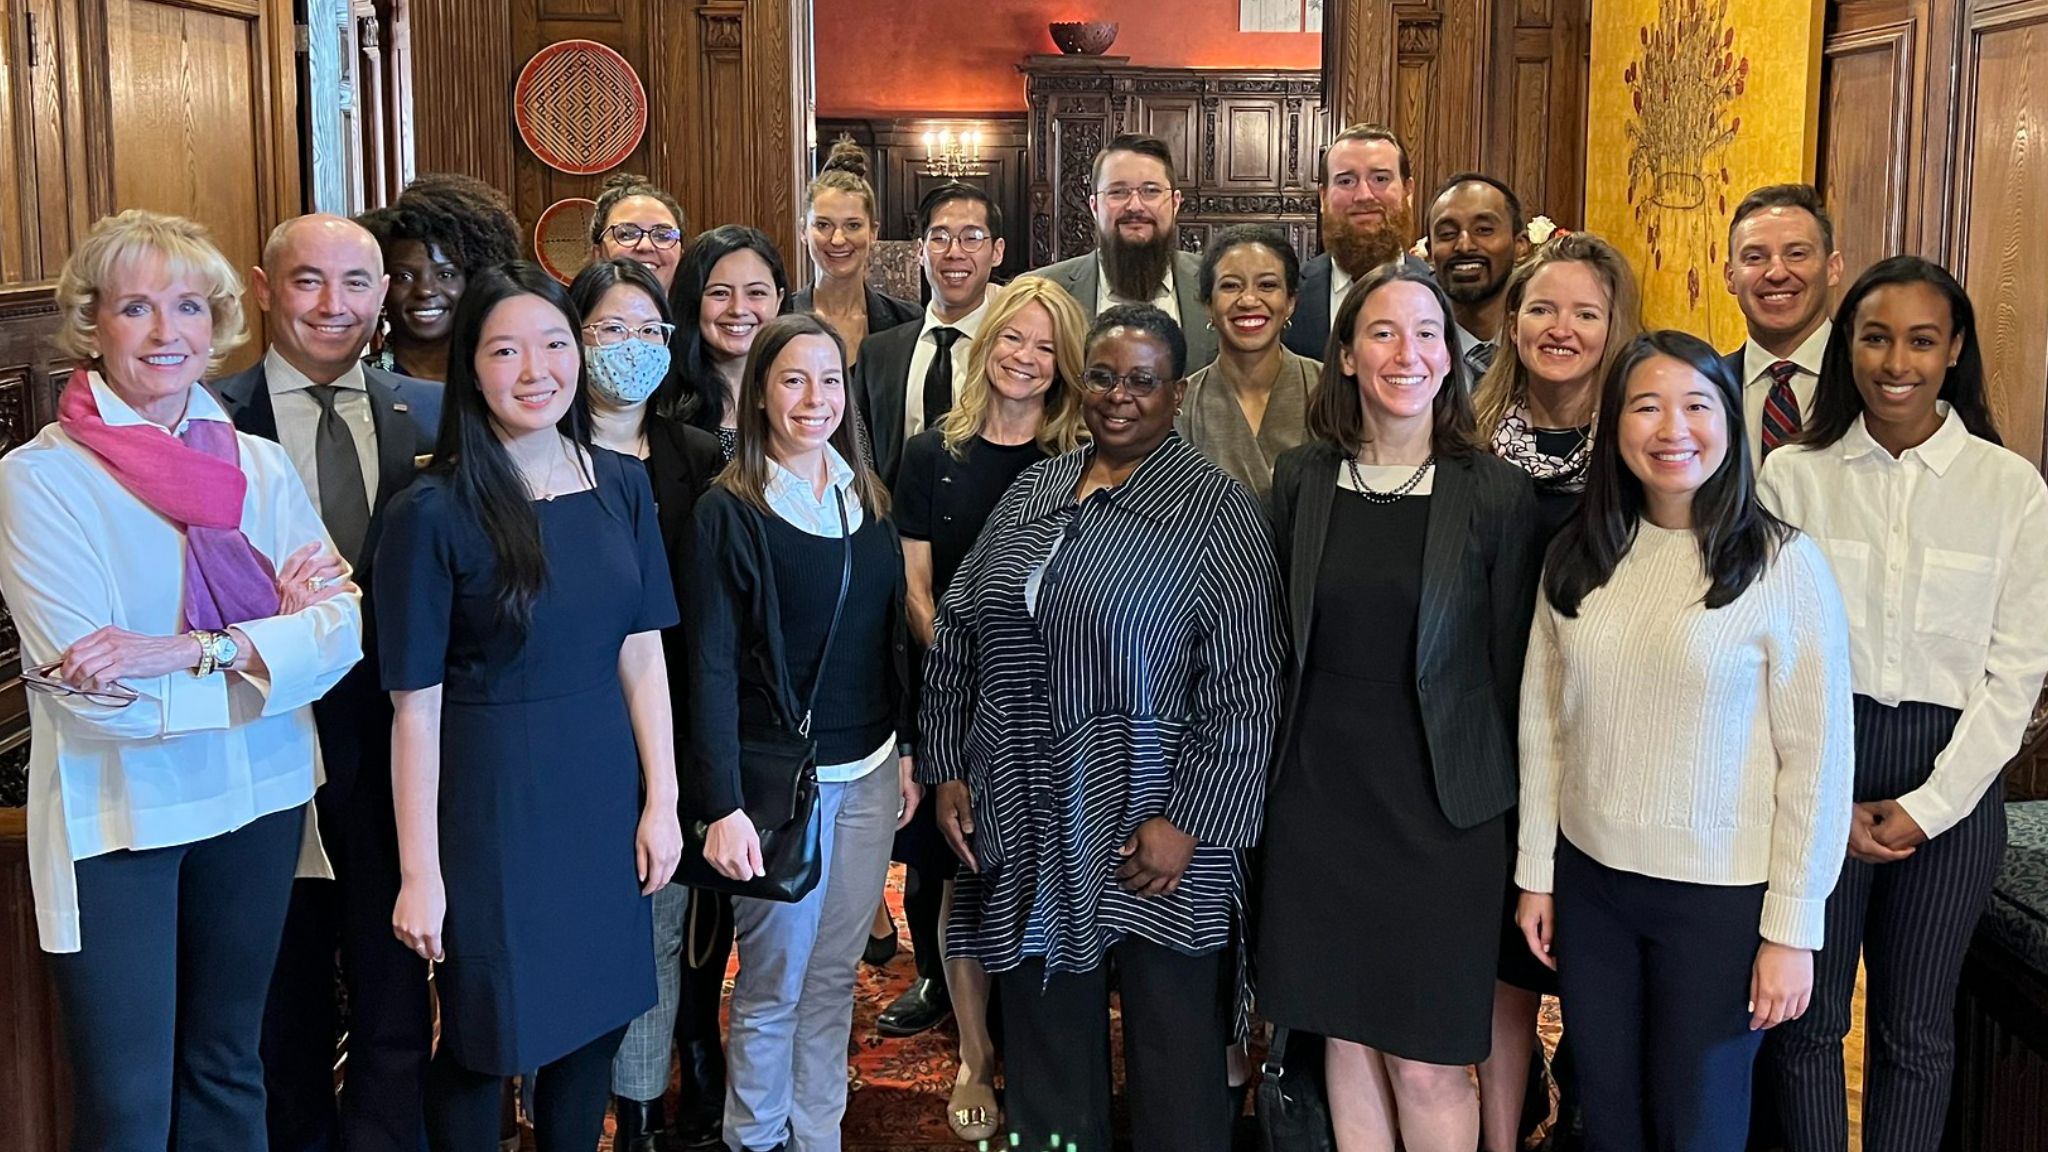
[863,915,900,966]
[876,976,954,1037]
[612,1095,666,1152]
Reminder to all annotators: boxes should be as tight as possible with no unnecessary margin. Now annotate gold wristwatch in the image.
[189,629,239,676]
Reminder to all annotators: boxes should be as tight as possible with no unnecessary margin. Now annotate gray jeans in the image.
[723,763,899,1152]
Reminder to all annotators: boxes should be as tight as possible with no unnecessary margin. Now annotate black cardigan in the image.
[646,416,727,756]
[1268,442,1542,828]
[684,484,913,822]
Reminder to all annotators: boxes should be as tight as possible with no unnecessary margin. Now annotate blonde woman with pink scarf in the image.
[0,210,362,1152]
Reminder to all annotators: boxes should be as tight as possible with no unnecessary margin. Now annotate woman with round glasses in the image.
[791,138,918,367]
[0,209,361,1149]
[922,303,1285,1152]
[591,174,688,294]
[567,257,727,1151]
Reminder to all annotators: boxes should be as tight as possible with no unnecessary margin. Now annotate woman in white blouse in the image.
[0,209,360,1150]
[1515,329,1855,1152]
[1759,257,2048,1152]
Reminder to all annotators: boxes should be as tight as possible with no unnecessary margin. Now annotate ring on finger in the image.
[306,574,335,592]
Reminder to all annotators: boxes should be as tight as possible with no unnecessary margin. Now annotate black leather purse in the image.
[678,492,854,903]
[1256,1027,1335,1152]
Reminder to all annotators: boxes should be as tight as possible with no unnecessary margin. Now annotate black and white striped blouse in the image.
[919,432,1286,985]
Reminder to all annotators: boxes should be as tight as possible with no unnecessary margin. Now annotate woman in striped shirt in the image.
[920,303,1287,1152]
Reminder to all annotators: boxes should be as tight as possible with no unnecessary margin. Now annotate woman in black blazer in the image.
[1259,264,1541,1152]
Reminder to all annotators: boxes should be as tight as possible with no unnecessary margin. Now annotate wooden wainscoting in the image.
[0,804,70,1152]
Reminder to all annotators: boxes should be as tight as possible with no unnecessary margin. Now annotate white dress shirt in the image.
[1759,406,2048,840]
[1096,255,1180,316]
[903,291,993,443]
[1330,263,1354,327]
[0,376,362,952]
[263,348,380,510]
[1740,320,1830,464]
[763,444,892,784]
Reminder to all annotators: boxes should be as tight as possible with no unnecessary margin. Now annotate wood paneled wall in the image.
[408,0,807,273]
[814,117,1031,284]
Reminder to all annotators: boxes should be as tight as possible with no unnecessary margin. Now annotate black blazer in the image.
[644,415,726,755]
[212,360,442,810]
[1285,253,1335,361]
[848,320,924,487]
[790,285,921,334]
[1267,442,1542,828]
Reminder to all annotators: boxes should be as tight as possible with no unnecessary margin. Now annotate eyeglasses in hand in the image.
[1079,368,1169,397]
[582,320,677,346]
[603,223,684,250]
[22,661,138,708]
[923,228,991,254]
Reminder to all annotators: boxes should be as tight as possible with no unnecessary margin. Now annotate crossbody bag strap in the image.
[793,487,855,738]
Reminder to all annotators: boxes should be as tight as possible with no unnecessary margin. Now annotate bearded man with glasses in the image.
[1026,133,1218,373]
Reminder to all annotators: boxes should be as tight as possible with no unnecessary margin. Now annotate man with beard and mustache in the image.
[1427,173,1531,383]
[1284,124,1432,361]
[1028,134,1218,372]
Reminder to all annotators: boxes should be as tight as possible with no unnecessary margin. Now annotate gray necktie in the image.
[306,385,370,566]
[1466,340,1497,377]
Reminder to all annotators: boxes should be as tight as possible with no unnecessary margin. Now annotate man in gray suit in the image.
[217,214,442,1152]
[1026,133,1218,372]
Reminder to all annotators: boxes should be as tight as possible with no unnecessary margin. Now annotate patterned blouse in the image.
[919,432,1286,1021]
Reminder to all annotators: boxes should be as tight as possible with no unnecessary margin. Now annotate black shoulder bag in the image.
[1256,1026,1335,1152]
[678,490,855,903]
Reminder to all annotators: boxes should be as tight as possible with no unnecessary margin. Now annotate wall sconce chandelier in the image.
[921,128,986,177]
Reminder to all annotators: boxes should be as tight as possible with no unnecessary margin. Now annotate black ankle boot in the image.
[612,1095,666,1152]
[673,1037,727,1150]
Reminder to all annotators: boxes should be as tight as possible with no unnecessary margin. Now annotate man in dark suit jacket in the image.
[1288,125,1434,361]
[852,181,1005,487]
[219,215,443,1152]
[1026,133,1218,372]
[1719,183,1842,465]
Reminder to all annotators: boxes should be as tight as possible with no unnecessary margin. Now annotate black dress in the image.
[376,451,679,1074]
[1256,487,1505,1066]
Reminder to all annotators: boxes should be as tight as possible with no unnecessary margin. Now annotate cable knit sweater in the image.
[1515,523,1856,949]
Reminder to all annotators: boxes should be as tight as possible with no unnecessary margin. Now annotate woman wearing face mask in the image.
[1468,232,1641,1152]
[1517,332,1855,1152]
[356,173,522,383]
[567,258,730,1152]
[377,262,684,1151]
[1758,257,2048,1152]
[590,174,689,294]
[922,305,1286,1152]
[1260,265,1540,1152]
[688,313,921,1152]
[790,138,919,367]
[666,226,791,460]
[1178,224,1317,505]
[889,277,1090,1140]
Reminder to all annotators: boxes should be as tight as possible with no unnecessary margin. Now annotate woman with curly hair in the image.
[358,173,523,383]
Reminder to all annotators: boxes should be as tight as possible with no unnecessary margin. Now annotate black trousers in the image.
[426,1025,628,1152]
[674,887,735,1131]
[1769,697,1999,1152]
[1556,839,1767,1152]
[904,864,945,986]
[49,804,302,1152]
[261,770,433,1152]
[995,938,1232,1152]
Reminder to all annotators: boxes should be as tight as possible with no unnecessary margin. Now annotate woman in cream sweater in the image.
[1513,329,1855,1152]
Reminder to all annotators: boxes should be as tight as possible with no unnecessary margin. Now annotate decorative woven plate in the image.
[535,197,599,284]
[514,40,647,175]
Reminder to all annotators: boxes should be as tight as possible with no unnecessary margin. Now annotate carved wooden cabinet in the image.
[1019,57,1329,268]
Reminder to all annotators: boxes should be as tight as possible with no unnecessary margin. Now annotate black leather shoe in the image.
[612,1095,666,1152]
[863,914,900,966]
[875,976,953,1037]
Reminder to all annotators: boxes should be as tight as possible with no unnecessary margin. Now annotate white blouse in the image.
[1760,406,2048,840]
[0,377,362,952]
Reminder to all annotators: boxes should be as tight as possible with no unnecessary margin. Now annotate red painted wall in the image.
[814,0,1322,116]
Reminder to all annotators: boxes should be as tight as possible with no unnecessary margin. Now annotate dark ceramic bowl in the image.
[1049,21,1119,55]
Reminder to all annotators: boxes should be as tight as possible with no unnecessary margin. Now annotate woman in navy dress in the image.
[377,262,684,1152]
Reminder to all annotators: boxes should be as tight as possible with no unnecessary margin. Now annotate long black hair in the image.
[663,225,790,432]
[1802,255,2001,449]
[430,261,594,627]
[1545,330,1792,615]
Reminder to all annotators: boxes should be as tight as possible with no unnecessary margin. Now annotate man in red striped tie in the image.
[1720,184,1845,465]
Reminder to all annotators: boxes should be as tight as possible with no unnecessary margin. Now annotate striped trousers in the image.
[1767,696,2006,1152]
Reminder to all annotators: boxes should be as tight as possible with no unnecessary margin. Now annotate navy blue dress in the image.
[376,449,679,1074]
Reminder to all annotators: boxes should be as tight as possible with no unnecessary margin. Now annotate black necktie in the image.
[307,385,370,566]
[922,327,964,429]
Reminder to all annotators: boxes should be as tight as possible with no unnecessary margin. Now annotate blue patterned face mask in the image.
[584,339,671,405]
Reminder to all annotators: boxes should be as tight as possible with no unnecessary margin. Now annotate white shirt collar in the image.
[263,346,367,396]
[1741,319,1831,388]
[90,370,231,433]
[765,443,858,511]
[1841,401,1970,476]
[920,289,993,343]
[1331,262,1354,300]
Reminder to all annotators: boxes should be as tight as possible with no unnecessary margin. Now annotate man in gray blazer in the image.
[217,214,442,1152]
[1025,133,1218,372]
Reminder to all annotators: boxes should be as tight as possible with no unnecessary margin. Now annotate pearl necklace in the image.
[1345,453,1435,503]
